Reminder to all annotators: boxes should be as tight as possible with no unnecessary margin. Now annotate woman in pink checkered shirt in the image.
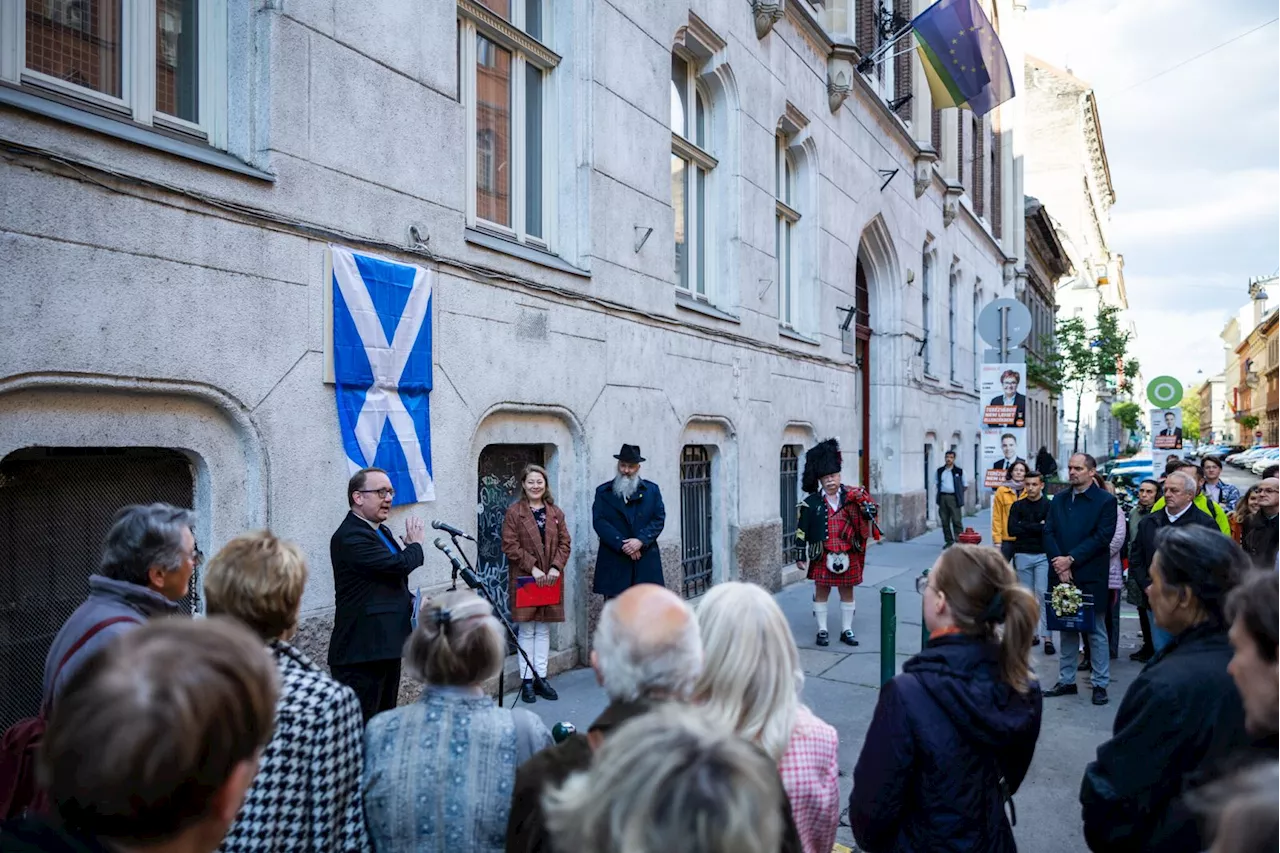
[693,582,841,853]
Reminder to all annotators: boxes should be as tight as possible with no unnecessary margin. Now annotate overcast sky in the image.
[1023,0,1279,391]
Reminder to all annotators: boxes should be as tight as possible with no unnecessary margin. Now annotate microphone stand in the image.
[438,534,542,708]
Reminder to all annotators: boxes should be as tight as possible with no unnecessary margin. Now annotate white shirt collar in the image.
[824,490,841,510]
[1165,504,1192,523]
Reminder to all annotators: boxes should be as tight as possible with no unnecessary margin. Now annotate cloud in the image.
[1025,0,1279,386]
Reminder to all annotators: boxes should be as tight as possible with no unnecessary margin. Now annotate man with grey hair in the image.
[505,584,702,853]
[1129,469,1221,654]
[543,705,785,853]
[41,503,197,704]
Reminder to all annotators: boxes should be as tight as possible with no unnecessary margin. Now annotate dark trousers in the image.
[938,493,963,545]
[1136,606,1154,654]
[331,659,401,723]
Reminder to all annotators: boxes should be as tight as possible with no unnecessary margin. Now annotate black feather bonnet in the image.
[802,438,842,494]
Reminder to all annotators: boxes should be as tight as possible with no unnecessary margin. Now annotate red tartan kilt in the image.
[807,551,864,587]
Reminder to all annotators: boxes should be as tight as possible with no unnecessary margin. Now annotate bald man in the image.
[1242,478,1279,570]
[506,585,703,852]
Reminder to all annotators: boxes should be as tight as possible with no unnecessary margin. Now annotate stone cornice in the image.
[1082,91,1115,208]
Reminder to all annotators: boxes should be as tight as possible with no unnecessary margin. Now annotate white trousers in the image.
[517,621,551,680]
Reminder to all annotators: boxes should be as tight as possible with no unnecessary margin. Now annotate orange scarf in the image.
[929,625,965,640]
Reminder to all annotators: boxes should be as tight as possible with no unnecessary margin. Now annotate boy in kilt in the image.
[794,439,880,647]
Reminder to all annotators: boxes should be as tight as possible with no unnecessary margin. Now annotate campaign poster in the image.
[981,364,1028,428]
[1152,449,1184,478]
[982,428,1027,488]
[1151,408,1183,451]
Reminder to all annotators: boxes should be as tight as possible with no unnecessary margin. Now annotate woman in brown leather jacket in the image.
[501,464,571,703]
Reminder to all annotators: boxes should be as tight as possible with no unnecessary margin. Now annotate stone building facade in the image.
[0,0,1024,715]
[1023,57,1130,462]
[1021,196,1066,465]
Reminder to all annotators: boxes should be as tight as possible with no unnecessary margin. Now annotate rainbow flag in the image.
[912,0,1014,117]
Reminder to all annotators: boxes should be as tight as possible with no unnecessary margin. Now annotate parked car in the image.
[1250,449,1280,475]
[1229,446,1277,467]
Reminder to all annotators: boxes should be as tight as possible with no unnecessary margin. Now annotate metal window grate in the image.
[0,447,196,733]
[679,445,713,600]
[780,446,801,563]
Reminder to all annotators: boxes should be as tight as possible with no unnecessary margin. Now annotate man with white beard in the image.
[591,444,667,599]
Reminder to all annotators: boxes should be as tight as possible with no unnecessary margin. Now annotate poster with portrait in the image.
[981,364,1028,428]
[1150,408,1183,451]
[982,428,1027,489]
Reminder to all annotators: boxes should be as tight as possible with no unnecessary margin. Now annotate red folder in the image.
[515,575,561,609]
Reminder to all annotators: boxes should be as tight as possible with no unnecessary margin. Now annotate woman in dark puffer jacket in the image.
[850,545,1043,852]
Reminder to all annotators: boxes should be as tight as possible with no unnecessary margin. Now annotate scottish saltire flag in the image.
[912,0,1014,117]
[331,246,435,504]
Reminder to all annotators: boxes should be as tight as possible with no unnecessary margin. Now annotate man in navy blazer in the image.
[1042,453,1118,706]
[592,445,666,598]
[328,466,425,722]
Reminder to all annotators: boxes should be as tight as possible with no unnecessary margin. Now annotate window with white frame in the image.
[948,268,958,382]
[921,249,933,374]
[671,51,716,299]
[458,0,558,249]
[776,133,800,328]
[1,0,227,146]
[973,287,982,390]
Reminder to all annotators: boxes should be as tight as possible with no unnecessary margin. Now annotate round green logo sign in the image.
[1146,375,1184,407]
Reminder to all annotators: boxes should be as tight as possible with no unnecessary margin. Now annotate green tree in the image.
[1111,401,1142,433]
[1027,304,1139,454]
[1180,392,1202,443]
[1241,414,1260,432]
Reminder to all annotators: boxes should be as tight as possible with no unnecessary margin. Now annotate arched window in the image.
[776,135,800,328]
[921,249,933,374]
[672,53,716,298]
[948,268,958,382]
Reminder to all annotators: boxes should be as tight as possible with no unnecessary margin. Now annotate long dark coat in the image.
[501,500,571,623]
[590,479,666,597]
[850,635,1042,852]
[1080,624,1248,853]
[1042,484,1118,604]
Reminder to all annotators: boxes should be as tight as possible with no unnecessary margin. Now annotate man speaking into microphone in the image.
[329,466,425,722]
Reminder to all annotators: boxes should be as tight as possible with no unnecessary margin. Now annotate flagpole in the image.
[860,22,916,68]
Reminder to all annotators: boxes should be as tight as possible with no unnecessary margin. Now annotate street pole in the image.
[880,586,897,686]
[919,568,930,651]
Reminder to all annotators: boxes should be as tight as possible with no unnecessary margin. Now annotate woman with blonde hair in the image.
[363,591,552,853]
[694,582,840,853]
[850,545,1042,852]
[204,530,371,853]
[502,463,571,703]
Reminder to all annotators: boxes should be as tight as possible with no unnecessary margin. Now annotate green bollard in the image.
[880,586,897,686]
[920,568,931,651]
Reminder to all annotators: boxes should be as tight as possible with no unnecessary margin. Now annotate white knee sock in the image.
[814,599,829,633]
[841,602,856,633]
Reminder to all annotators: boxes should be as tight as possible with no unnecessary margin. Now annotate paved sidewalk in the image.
[506,511,1142,853]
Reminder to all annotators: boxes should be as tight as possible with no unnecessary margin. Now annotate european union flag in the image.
[912,0,1014,117]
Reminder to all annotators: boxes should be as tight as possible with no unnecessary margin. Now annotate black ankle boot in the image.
[534,678,558,700]
[520,679,537,703]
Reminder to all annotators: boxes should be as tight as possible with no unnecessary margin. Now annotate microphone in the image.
[434,538,481,590]
[431,520,475,541]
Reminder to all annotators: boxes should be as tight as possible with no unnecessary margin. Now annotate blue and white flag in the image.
[331,245,435,504]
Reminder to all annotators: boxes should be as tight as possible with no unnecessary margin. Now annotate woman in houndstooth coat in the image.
[203,532,372,853]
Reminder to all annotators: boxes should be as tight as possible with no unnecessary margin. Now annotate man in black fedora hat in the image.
[591,444,667,598]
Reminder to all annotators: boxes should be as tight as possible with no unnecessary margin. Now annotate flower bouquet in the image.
[1044,583,1094,632]
[1050,584,1084,618]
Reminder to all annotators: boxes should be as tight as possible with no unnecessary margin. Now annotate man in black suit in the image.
[992,433,1025,471]
[328,466,425,722]
[1158,410,1183,449]
[1043,453,1118,706]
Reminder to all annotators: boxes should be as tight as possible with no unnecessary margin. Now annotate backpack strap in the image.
[44,616,141,713]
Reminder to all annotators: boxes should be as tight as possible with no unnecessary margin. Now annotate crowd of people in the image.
[0,443,1275,853]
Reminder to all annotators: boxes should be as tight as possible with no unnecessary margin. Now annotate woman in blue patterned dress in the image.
[362,591,553,853]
